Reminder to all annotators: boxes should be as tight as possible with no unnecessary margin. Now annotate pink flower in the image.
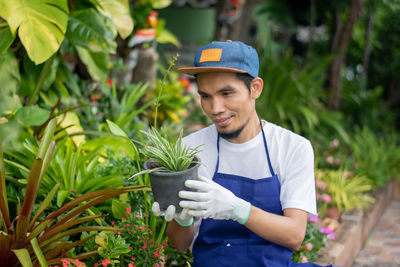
[335,158,341,164]
[308,216,319,222]
[316,193,321,200]
[322,150,329,157]
[344,171,353,178]
[128,264,135,267]
[354,162,359,169]
[75,259,86,266]
[301,256,308,263]
[326,156,334,164]
[320,227,335,239]
[126,207,131,216]
[61,259,70,267]
[305,243,313,251]
[102,259,111,266]
[121,217,126,221]
[315,181,327,190]
[154,252,161,258]
[321,193,332,203]
[330,139,340,148]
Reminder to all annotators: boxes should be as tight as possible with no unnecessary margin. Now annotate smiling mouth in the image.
[213,116,233,127]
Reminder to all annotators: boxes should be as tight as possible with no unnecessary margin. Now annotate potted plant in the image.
[131,54,202,212]
[140,127,201,212]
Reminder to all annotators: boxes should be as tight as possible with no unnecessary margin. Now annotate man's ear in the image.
[250,77,263,99]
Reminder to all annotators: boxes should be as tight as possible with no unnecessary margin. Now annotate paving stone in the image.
[353,197,400,267]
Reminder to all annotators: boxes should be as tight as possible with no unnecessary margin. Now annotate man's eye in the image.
[200,95,209,99]
[223,92,232,96]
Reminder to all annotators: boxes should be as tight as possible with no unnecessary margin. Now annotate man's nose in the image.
[211,98,225,115]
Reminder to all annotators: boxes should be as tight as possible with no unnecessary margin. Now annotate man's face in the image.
[197,72,256,140]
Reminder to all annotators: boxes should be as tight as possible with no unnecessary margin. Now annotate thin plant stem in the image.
[28,54,56,106]
[153,54,179,128]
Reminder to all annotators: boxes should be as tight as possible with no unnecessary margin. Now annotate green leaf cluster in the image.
[0,118,150,266]
[349,127,400,189]
[316,169,375,213]
[140,127,201,172]
[256,52,350,144]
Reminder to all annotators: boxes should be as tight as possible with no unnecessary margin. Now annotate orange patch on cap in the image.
[199,48,222,63]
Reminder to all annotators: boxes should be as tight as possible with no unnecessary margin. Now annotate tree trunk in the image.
[327,0,363,109]
[214,0,261,43]
[361,2,375,90]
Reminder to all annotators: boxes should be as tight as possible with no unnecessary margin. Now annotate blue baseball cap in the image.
[178,40,259,78]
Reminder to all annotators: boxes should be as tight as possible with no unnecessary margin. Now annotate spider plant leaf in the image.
[129,167,164,179]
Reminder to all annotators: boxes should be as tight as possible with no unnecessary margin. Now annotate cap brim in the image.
[178,66,247,76]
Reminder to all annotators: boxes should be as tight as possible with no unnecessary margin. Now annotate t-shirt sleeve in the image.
[279,140,317,216]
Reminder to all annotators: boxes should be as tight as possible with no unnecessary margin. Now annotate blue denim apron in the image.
[192,121,331,267]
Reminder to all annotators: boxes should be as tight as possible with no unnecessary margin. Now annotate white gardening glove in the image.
[179,176,251,224]
[151,202,193,227]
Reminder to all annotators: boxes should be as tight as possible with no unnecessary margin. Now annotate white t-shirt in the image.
[182,120,317,247]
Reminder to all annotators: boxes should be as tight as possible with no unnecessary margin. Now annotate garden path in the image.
[352,196,400,267]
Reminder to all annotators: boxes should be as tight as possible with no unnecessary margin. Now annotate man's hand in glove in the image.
[151,202,193,227]
[179,176,251,224]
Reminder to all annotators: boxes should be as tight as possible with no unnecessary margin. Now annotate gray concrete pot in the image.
[144,157,200,213]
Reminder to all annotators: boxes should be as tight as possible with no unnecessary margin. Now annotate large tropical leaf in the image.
[0,24,15,55]
[67,9,116,53]
[0,0,69,64]
[95,0,133,38]
[152,0,173,9]
[75,46,110,82]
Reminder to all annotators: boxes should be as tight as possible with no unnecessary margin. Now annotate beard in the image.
[217,116,251,140]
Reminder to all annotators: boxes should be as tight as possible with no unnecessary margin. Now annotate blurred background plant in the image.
[292,216,332,264]
[1,0,400,265]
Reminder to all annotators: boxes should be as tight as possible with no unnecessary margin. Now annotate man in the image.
[152,41,331,266]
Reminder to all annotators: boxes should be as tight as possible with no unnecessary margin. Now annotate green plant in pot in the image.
[135,54,202,213]
[140,127,201,212]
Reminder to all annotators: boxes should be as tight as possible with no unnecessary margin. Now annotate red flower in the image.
[106,78,112,87]
[102,259,111,266]
[178,77,191,92]
[147,11,158,28]
[75,259,86,266]
[126,207,131,216]
[153,252,161,258]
